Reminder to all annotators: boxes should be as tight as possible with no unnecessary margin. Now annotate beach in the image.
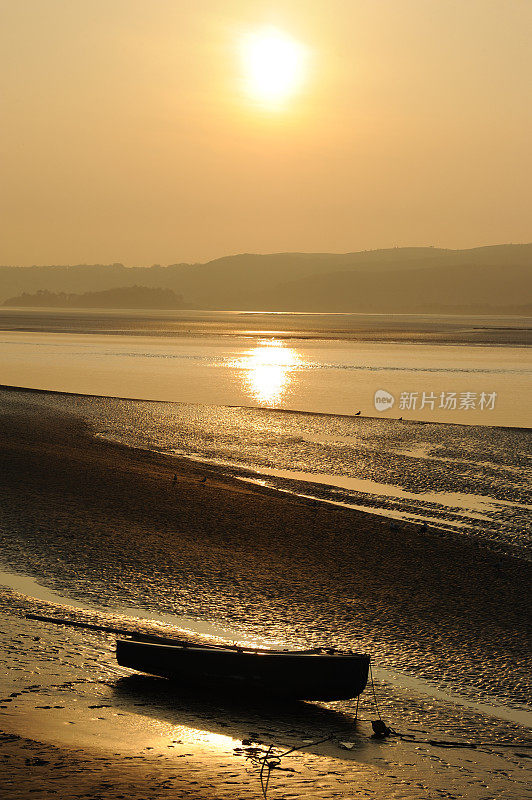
[1,612,529,800]
[0,390,530,798]
[3,0,531,794]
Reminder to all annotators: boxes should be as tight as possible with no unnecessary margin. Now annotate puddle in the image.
[168,448,516,519]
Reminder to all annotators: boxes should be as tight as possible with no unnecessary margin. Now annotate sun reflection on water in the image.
[236,339,303,406]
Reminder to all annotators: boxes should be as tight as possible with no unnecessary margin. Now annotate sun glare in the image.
[242,27,307,107]
[236,339,303,406]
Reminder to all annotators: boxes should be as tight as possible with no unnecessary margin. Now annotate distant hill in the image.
[2,286,186,310]
[254,262,532,313]
[0,244,530,313]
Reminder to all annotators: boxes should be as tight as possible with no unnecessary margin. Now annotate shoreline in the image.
[2,591,531,799]
[1,383,529,431]
[1,591,531,800]
[2,564,531,729]
[0,390,530,700]
[0,391,530,797]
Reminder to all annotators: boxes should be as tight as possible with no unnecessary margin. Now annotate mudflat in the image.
[0,397,530,798]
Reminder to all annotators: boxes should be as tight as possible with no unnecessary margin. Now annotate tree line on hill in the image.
[2,286,186,310]
[0,244,530,313]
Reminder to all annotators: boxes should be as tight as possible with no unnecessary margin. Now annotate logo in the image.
[374,389,395,411]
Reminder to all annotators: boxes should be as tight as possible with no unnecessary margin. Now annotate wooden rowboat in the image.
[25,614,370,701]
[116,637,370,701]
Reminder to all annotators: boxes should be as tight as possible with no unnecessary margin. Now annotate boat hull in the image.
[116,640,370,701]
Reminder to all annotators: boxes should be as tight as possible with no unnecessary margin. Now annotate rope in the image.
[241,665,532,800]
[369,661,382,721]
[244,735,336,800]
[391,731,532,749]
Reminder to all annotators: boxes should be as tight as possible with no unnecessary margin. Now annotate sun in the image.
[241,27,307,107]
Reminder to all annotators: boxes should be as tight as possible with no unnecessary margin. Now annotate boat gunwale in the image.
[118,638,370,659]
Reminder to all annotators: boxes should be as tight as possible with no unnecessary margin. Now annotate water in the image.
[0,309,530,723]
[0,309,530,426]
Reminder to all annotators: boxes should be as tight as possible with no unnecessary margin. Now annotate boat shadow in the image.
[111,675,372,759]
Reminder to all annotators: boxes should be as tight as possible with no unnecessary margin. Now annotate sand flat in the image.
[0,603,530,799]
[0,393,530,797]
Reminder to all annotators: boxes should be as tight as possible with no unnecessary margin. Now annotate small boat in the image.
[116,637,370,701]
[24,613,370,701]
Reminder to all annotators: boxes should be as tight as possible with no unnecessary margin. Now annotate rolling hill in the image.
[0,244,530,313]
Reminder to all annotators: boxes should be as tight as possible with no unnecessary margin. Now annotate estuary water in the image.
[0,308,530,426]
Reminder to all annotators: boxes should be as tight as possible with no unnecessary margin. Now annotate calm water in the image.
[0,309,530,426]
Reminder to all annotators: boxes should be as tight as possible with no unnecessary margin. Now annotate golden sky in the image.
[1,0,531,265]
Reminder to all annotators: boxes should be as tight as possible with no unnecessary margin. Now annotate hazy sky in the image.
[1,0,531,265]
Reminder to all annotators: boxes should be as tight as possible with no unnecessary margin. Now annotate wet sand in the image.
[0,395,531,797]
[1,600,531,800]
